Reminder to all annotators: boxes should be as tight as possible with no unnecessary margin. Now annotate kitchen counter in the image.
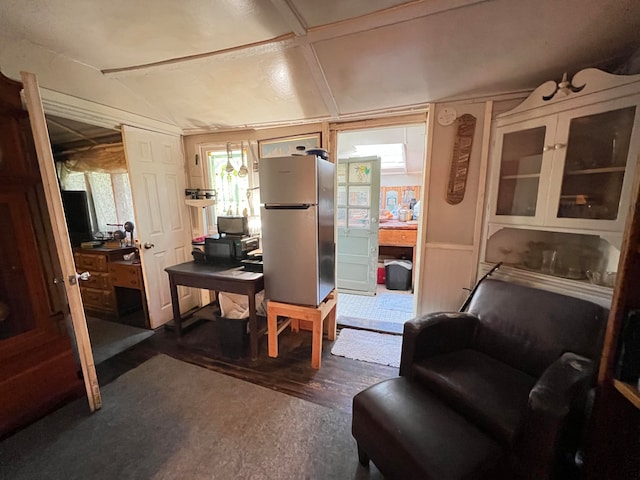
[379,220,418,230]
[378,221,418,289]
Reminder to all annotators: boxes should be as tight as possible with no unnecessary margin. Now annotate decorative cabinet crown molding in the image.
[497,68,640,124]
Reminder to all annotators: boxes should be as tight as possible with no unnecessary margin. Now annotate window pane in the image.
[88,172,117,232]
[112,173,136,225]
[207,149,251,218]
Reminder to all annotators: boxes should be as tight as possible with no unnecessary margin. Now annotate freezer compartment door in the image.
[259,155,318,205]
[261,206,331,307]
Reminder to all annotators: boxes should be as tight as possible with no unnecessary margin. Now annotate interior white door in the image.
[336,156,381,294]
[122,125,196,328]
[21,71,101,411]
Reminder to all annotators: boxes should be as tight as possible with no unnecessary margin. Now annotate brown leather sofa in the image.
[352,279,607,479]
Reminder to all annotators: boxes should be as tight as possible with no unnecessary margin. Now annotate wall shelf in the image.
[564,166,626,176]
[613,380,640,410]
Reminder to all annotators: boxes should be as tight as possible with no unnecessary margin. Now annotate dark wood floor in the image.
[96,318,398,415]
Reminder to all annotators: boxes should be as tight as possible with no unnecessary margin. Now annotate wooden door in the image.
[336,156,381,294]
[122,126,196,328]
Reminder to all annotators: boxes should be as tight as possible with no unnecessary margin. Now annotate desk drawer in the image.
[74,253,108,272]
[82,271,111,290]
[379,229,417,246]
[109,263,142,289]
[80,287,115,310]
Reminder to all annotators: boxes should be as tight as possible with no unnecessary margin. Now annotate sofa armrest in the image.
[514,353,594,479]
[529,352,594,417]
[399,312,477,377]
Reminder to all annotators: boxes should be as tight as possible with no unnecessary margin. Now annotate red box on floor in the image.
[377,266,386,284]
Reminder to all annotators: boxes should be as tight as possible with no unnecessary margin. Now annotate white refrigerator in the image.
[259,155,335,307]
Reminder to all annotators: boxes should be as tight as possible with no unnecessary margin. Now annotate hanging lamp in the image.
[225,142,235,173]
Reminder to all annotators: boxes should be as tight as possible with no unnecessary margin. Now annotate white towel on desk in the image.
[219,291,266,319]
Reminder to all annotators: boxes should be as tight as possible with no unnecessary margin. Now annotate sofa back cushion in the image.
[468,280,607,377]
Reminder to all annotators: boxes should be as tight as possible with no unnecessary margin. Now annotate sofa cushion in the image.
[412,349,537,445]
[467,280,607,377]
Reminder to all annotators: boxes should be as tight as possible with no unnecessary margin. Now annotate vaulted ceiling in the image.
[1,0,639,134]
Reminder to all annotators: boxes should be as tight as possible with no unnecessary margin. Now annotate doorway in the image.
[334,122,426,334]
[47,115,153,365]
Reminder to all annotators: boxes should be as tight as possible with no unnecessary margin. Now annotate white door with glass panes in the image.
[122,125,196,328]
[336,156,381,294]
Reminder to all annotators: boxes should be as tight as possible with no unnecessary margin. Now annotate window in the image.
[203,144,261,237]
[61,171,135,236]
[207,147,251,218]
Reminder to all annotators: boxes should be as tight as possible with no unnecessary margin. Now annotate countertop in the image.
[379,220,418,230]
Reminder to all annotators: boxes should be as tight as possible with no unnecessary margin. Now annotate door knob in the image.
[143,242,155,249]
[55,272,90,285]
[77,271,91,281]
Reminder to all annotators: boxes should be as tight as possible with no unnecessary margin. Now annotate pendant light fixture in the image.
[238,141,248,178]
[225,142,235,174]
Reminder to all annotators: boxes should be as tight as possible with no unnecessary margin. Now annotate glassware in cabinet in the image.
[554,105,636,222]
[490,116,557,225]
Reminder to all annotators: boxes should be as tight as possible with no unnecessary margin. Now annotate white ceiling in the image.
[1,0,639,133]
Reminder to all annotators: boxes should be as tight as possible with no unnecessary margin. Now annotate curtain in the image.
[58,143,126,185]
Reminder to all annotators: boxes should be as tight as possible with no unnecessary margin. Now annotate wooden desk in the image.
[73,246,138,319]
[109,260,149,327]
[164,261,264,360]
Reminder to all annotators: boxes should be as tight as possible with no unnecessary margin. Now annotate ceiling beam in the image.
[268,0,307,36]
[101,0,488,77]
[47,117,100,145]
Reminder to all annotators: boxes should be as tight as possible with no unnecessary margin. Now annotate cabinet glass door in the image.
[0,195,38,339]
[556,106,636,221]
[492,116,556,224]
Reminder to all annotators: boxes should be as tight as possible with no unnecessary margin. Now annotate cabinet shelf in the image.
[564,166,626,176]
[500,173,541,180]
[613,379,640,410]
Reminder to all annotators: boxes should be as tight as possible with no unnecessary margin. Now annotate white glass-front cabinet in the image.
[482,69,640,307]
[490,93,640,232]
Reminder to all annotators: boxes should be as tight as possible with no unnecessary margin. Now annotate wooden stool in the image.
[267,291,337,369]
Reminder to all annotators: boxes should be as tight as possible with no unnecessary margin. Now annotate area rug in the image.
[0,354,382,480]
[337,315,404,334]
[331,328,402,367]
[376,293,414,313]
[86,316,154,364]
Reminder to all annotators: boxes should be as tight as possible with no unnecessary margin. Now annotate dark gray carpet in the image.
[0,354,383,480]
[87,316,154,364]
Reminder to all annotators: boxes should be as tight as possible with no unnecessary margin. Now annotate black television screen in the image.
[61,190,94,246]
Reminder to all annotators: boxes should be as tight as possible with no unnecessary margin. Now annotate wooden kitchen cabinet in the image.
[378,227,417,247]
[0,71,82,438]
[379,221,418,288]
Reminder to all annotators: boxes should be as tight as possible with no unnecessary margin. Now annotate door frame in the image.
[329,113,428,307]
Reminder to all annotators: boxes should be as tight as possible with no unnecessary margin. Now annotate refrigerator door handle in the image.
[264,204,312,210]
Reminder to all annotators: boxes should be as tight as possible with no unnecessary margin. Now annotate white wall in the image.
[417,101,491,314]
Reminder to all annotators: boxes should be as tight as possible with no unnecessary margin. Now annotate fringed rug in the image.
[331,328,402,367]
